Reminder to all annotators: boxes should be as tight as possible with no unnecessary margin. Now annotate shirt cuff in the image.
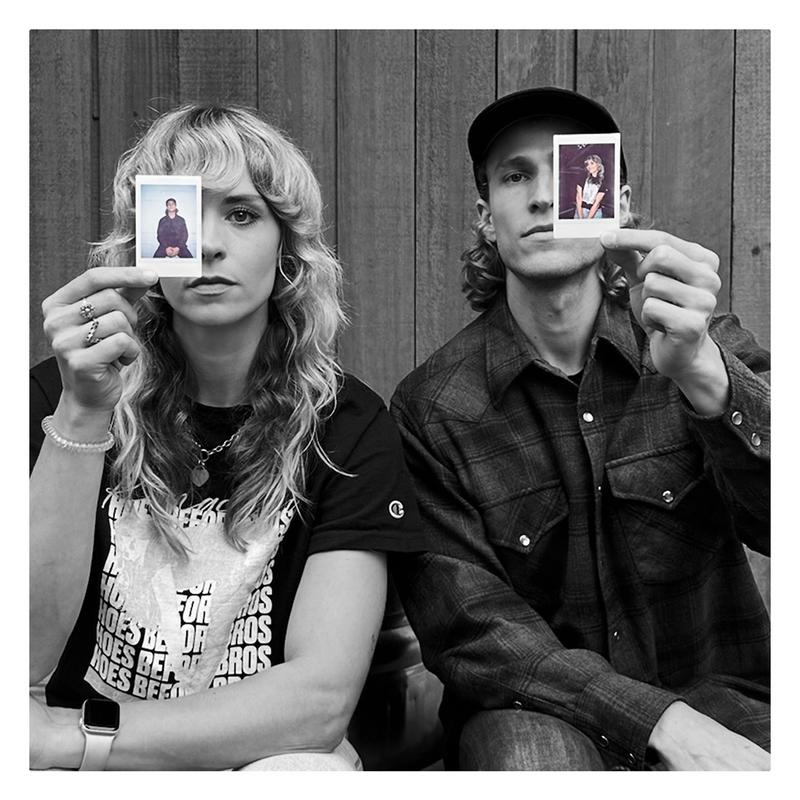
[682,343,770,460]
[573,671,680,769]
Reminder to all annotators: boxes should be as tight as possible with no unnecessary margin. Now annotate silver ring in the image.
[79,298,96,321]
[84,318,101,346]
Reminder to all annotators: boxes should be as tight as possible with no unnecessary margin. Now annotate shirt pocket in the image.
[605,444,725,584]
[481,481,569,615]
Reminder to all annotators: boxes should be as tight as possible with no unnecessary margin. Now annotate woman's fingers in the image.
[42,267,158,314]
[61,332,142,376]
[50,309,137,355]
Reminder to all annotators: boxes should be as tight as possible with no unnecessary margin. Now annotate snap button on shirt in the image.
[751,432,762,447]
[582,411,595,423]
[661,490,674,504]
[731,410,743,426]
[519,534,531,547]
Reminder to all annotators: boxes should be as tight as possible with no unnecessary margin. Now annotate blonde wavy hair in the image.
[90,105,346,553]
[464,163,641,312]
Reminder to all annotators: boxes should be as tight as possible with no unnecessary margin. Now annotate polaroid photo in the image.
[135,175,202,277]
[553,133,621,239]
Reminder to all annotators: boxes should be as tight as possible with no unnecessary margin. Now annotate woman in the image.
[30,105,423,770]
[574,154,608,219]
[153,198,192,258]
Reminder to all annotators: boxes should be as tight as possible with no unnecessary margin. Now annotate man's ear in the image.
[619,184,633,227]
[476,198,496,242]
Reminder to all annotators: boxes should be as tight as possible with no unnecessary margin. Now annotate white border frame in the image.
[135,175,203,277]
[553,133,621,239]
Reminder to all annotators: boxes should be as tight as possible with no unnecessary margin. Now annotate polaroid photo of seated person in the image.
[136,175,202,277]
[553,133,620,239]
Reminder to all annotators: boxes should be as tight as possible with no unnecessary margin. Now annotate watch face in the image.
[83,698,120,731]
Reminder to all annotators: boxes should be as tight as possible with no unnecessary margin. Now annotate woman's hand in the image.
[30,692,82,770]
[42,267,158,416]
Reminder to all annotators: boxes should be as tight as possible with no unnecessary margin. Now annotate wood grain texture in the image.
[97,30,179,243]
[178,30,258,107]
[498,30,575,94]
[336,30,415,401]
[415,30,495,365]
[30,30,95,366]
[652,31,735,313]
[576,30,654,221]
[257,30,337,249]
[731,30,770,348]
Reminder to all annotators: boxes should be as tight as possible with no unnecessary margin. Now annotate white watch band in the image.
[79,729,116,770]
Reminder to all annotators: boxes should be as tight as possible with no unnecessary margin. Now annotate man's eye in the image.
[227,207,259,225]
[504,172,527,184]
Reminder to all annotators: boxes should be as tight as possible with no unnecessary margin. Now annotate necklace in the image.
[190,428,242,488]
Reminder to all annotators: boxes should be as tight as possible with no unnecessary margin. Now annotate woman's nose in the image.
[201,212,225,261]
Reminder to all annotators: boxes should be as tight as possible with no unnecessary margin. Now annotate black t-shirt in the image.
[30,358,424,707]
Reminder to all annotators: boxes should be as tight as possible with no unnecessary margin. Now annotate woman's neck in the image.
[174,315,268,407]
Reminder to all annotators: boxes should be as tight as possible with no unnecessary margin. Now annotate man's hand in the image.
[165,246,179,257]
[648,701,769,771]
[600,229,729,415]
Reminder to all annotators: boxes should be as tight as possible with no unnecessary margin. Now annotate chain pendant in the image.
[191,464,210,487]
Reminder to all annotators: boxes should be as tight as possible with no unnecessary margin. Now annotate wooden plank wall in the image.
[30,29,771,601]
[30,29,771,390]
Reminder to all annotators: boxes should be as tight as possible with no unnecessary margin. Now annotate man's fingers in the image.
[601,229,719,271]
[641,272,719,317]
[639,246,722,292]
[640,296,709,340]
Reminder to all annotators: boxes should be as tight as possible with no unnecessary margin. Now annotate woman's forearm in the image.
[30,398,112,683]
[48,657,355,771]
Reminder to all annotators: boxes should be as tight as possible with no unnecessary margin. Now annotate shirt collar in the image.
[485,293,644,408]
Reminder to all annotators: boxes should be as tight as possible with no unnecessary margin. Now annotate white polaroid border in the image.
[553,133,620,239]
[135,175,202,277]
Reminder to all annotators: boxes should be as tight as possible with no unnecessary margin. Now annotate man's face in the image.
[166,200,177,213]
[478,117,612,288]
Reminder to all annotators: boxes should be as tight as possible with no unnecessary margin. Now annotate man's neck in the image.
[505,267,603,376]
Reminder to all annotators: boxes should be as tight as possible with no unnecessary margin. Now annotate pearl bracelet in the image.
[41,415,115,453]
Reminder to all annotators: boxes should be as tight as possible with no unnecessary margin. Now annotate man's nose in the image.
[528,169,554,213]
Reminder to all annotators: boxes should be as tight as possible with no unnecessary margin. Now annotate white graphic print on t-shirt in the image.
[85,490,294,702]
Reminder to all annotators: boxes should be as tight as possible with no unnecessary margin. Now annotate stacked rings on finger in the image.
[79,298,96,321]
[84,318,101,346]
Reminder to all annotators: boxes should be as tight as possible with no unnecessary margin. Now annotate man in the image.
[390,88,770,770]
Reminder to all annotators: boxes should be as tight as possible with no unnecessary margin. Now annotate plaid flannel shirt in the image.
[390,296,770,769]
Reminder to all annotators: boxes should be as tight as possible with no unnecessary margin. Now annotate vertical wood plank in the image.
[415,30,495,365]
[178,30,258,107]
[731,30,770,349]
[257,30,337,249]
[97,30,179,241]
[653,31,735,312]
[30,30,94,366]
[497,30,575,95]
[336,30,415,401]
[576,30,654,222]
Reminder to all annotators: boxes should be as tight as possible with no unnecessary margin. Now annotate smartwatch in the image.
[79,697,120,770]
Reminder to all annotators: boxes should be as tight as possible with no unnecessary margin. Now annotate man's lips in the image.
[522,224,553,237]
[187,275,236,288]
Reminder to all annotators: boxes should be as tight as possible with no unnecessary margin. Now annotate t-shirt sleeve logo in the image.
[388,500,405,519]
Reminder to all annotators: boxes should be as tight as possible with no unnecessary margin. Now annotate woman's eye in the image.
[227,207,259,225]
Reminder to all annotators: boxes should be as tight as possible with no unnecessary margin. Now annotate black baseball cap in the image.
[468,87,627,185]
